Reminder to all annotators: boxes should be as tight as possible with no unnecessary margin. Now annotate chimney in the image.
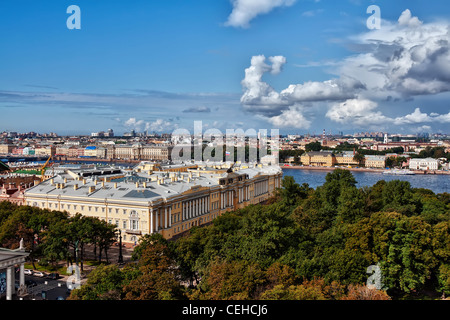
[136,182,139,188]
[143,182,147,188]
[157,179,162,185]
[50,179,54,185]
[82,179,86,185]
[101,181,105,188]
[89,186,96,193]
[64,177,68,183]
[74,184,79,190]
[114,182,118,189]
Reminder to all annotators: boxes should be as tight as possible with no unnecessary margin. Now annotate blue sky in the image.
[1,0,450,135]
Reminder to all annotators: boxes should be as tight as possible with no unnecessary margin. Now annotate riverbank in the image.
[281,165,450,175]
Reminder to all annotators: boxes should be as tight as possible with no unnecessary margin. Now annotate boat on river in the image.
[383,169,415,175]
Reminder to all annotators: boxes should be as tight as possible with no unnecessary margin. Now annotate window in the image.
[123,221,127,229]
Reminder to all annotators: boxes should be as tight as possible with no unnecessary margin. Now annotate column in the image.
[150,209,154,234]
[20,263,25,288]
[155,209,159,232]
[6,266,13,300]
[169,207,172,227]
[182,203,185,221]
[164,207,168,229]
[196,199,199,216]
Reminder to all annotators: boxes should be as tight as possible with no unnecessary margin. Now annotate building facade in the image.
[335,151,360,167]
[24,162,282,243]
[0,144,14,155]
[301,151,336,167]
[0,247,29,300]
[409,158,439,171]
[364,155,386,168]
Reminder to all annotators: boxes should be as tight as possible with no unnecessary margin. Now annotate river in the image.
[283,168,450,195]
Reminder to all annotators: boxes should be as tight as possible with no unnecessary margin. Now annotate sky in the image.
[0,0,450,136]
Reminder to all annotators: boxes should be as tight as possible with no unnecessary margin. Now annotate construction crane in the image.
[40,155,53,181]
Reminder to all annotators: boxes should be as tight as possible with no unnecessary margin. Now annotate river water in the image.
[283,168,450,195]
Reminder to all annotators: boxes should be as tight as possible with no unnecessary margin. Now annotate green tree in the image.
[305,141,321,152]
[123,241,184,300]
[68,264,133,300]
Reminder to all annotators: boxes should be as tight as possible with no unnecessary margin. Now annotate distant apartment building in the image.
[409,158,439,171]
[55,146,79,158]
[24,162,282,243]
[91,129,114,138]
[108,144,173,161]
[0,144,14,155]
[34,146,56,157]
[321,140,341,149]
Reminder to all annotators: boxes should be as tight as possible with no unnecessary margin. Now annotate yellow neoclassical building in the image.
[24,162,282,243]
[301,151,337,167]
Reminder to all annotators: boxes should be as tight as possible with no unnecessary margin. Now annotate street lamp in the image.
[118,230,123,264]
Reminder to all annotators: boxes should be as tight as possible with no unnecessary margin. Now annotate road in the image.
[15,274,72,300]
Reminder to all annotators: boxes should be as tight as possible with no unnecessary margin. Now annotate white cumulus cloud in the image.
[225,0,296,28]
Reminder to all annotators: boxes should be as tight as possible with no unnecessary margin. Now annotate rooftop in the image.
[25,161,282,204]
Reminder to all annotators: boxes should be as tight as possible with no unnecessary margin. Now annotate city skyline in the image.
[1,1,450,135]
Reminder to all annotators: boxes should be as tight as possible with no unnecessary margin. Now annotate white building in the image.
[0,245,29,300]
[409,158,439,171]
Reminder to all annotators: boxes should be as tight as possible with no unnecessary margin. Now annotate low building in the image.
[409,158,439,171]
[364,155,386,168]
[335,151,359,167]
[24,162,282,243]
[301,151,336,167]
[34,146,56,157]
[0,246,29,300]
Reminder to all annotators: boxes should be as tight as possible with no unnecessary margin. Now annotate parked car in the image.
[24,269,33,275]
[34,271,46,277]
[46,273,60,280]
